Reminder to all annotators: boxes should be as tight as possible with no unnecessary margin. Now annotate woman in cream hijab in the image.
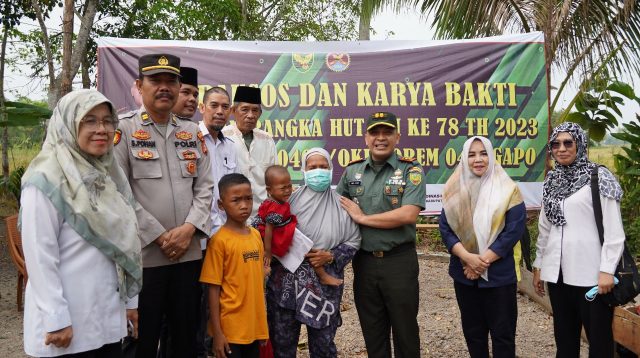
[20,89,142,357]
[439,136,526,358]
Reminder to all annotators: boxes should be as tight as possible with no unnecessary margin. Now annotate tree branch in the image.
[30,0,55,90]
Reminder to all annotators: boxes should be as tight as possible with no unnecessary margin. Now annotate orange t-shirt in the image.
[200,226,269,344]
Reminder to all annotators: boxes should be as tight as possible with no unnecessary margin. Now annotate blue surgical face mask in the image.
[304,168,332,192]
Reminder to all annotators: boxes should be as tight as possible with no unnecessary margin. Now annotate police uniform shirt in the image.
[336,153,426,252]
[198,120,238,240]
[114,108,214,268]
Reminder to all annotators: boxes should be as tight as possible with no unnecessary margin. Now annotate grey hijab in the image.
[289,148,360,250]
[21,89,142,299]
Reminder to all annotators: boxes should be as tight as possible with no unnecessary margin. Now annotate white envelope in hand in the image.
[274,228,314,273]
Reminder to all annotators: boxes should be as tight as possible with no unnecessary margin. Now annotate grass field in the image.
[0,147,40,216]
[589,145,625,169]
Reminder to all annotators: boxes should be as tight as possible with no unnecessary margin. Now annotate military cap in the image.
[139,54,181,76]
[180,67,198,87]
[233,86,261,105]
[366,111,398,131]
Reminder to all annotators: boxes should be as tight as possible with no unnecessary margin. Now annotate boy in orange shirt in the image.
[200,173,268,358]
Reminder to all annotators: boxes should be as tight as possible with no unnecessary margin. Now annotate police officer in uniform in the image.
[157,65,200,358]
[114,54,213,358]
[337,112,425,358]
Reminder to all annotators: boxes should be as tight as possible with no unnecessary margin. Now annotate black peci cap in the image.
[233,86,261,105]
[180,67,198,87]
[139,54,181,76]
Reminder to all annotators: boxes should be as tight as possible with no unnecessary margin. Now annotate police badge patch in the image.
[292,53,314,73]
[182,150,197,160]
[137,149,154,160]
[197,131,208,154]
[132,129,151,140]
[186,160,196,175]
[113,129,122,145]
[325,53,350,72]
[175,131,193,140]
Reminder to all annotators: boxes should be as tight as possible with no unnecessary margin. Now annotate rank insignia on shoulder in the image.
[140,112,152,125]
[132,129,151,140]
[175,131,193,140]
[137,149,154,160]
[182,150,197,160]
[186,160,196,175]
[347,158,365,166]
[408,166,422,173]
[113,129,122,145]
[399,156,416,163]
[409,172,422,185]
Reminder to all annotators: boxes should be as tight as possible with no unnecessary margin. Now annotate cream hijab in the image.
[442,136,523,280]
[21,89,142,299]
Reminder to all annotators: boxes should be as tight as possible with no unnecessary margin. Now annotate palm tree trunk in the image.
[359,11,371,40]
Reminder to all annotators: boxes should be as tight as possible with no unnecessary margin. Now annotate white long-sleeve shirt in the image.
[533,185,625,287]
[222,125,277,217]
[21,185,136,357]
[198,121,238,243]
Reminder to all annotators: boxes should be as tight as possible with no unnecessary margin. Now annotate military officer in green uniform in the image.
[337,111,425,358]
[114,54,213,358]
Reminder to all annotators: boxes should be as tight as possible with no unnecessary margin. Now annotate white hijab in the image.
[443,136,523,280]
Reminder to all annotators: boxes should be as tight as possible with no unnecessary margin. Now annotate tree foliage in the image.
[10,0,359,93]
[565,75,638,141]
[360,0,640,118]
[613,116,640,255]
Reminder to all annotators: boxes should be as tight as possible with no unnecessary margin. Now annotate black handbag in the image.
[591,165,640,306]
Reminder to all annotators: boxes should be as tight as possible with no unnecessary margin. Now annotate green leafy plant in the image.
[7,166,25,203]
[613,116,640,256]
[565,77,637,142]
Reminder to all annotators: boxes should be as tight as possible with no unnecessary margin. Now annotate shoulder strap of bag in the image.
[591,165,605,246]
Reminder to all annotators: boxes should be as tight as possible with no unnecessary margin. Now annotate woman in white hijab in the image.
[20,89,142,357]
[439,136,526,358]
[265,148,361,358]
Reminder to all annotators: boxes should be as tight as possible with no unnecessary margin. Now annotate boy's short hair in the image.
[264,165,289,187]
[218,173,251,198]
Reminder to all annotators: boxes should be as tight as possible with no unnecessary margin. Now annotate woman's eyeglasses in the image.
[549,139,574,150]
[81,117,116,132]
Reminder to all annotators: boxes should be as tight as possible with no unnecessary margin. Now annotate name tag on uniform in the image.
[349,180,362,186]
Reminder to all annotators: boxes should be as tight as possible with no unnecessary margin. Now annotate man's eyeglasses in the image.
[81,117,116,132]
[549,139,575,150]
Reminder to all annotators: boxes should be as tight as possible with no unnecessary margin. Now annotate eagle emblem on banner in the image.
[325,53,350,72]
[292,53,314,73]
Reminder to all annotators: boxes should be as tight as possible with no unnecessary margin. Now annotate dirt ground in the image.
[1,219,589,357]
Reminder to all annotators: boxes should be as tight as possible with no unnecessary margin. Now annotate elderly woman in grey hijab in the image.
[20,89,142,357]
[266,147,361,358]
